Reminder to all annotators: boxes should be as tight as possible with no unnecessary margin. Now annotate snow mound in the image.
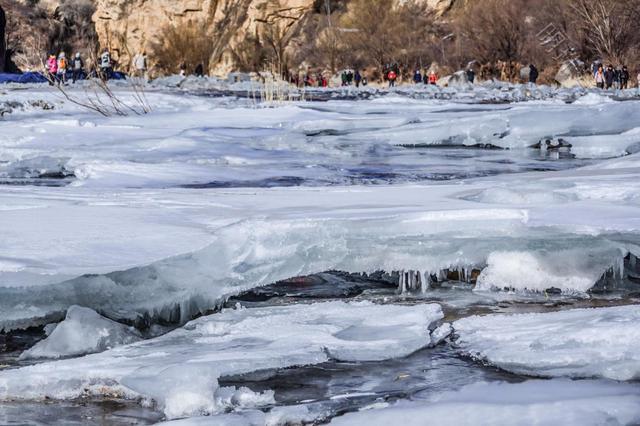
[453,305,640,380]
[0,301,443,419]
[573,92,615,105]
[20,305,141,360]
[466,187,575,205]
[330,379,640,426]
[474,247,624,293]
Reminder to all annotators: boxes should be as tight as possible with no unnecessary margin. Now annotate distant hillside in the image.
[3,0,639,84]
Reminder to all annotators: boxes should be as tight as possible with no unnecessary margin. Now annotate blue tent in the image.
[111,71,127,80]
[0,72,49,84]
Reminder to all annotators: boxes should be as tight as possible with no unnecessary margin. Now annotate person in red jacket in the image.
[428,70,438,85]
[388,69,397,88]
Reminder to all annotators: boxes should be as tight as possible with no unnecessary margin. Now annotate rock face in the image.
[0,5,5,72]
[92,0,315,75]
[92,0,459,75]
[426,0,456,14]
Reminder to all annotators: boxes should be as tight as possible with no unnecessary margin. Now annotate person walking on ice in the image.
[133,51,148,79]
[72,53,84,83]
[46,53,58,85]
[595,64,605,89]
[528,64,538,84]
[100,49,112,81]
[56,52,68,85]
[428,70,438,85]
[387,69,397,88]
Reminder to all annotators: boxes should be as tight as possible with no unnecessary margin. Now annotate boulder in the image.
[555,60,586,87]
[438,70,470,87]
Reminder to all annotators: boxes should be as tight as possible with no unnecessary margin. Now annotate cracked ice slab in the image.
[0,301,443,419]
[453,305,640,380]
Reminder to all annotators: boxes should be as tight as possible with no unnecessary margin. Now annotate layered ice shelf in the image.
[0,210,634,331]
[453,305,640,380]
[0,301,443,419]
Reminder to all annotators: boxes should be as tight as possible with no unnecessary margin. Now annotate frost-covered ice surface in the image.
[330,380,640,426]
[1,83,640,423]
[0,301,442,419]
[453,305,640,380]
[20,305,141,360]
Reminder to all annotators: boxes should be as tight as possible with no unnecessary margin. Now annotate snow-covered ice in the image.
[453,305,640,380]
[330,379,640,426]
[0,301,443,419]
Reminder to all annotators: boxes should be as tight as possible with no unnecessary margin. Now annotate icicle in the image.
[618,255,625,280]
[421,271,428,293]
[399,270,406,294]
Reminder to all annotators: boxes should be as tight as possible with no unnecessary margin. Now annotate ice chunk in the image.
[453,305,640,380]
[0,301,442,419]
[474,247,626,293]
[430,323,452,346]
[330,379,640,426]
[0,156,73,180]
[20,306,141,360]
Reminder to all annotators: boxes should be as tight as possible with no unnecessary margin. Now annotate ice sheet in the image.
[330,379,640,426]
[453,305,640,380]
[0,301,443,419]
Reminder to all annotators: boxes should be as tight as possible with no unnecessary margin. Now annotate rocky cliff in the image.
[0,5,5,72]
[91,0,456,75]
[92,0,316,75]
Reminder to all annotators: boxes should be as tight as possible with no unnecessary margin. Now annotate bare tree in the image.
[339,0,439,79]
[256,1,311,78]
[567,0,640,63]
[455,0,528,81]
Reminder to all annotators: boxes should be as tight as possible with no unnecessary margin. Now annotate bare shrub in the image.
[150,0,254,76]
[150,20,216,75]
[337,0,439,80]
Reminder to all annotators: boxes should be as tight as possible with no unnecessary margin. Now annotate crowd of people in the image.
[44,49,148,85]
[592,63,639,90]
[45,52,85,84]
[41,46,640,91]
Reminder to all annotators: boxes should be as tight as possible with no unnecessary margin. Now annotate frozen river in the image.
[0,81,639,425]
